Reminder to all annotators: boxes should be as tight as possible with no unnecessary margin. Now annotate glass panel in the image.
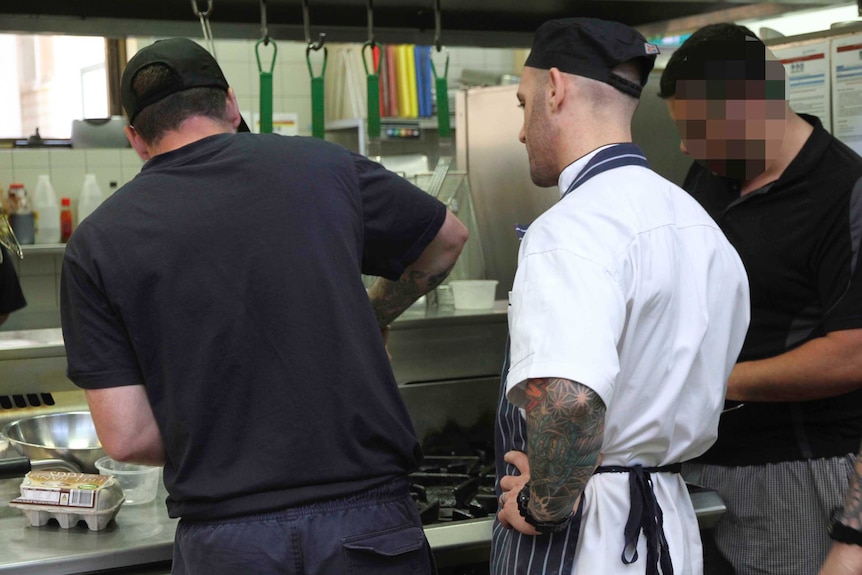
[0,34,107,139]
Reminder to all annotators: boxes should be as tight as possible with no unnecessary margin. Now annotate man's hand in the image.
[498,450,540,535]
[497,449,602,535]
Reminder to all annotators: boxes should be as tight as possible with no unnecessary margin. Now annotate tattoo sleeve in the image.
[524,377,606,523]
[840,447,862,529]
[368,265,453,328]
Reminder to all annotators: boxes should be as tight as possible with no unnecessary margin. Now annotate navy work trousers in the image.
[171,478,435,575]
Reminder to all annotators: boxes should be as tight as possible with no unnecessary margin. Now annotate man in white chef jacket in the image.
[492,18,751,575]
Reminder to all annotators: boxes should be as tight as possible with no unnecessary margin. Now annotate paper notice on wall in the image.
[271,113,299,136]
[831,34,862,155]
[247,112,299,136]
[773,41,831,131]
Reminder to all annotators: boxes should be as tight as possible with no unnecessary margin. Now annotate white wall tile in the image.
[221,61,256,99]
[0,151,13,172]
[279,96,312,136]
[50,168,87,202]
[121,165,142,185]
[277,62,313,98]
[49,149,86,169]
[84,149,122,168]
[95,168,124,193]
[10,150,50,170]
[279,43,308,65]
[0,150,14,190]
[214,39,251,63]
[10,169,43,192]
[120,149,144,169]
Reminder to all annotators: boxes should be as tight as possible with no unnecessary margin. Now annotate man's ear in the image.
[547,67,567,112]
[124,125,151,161]
[226,88,242,131]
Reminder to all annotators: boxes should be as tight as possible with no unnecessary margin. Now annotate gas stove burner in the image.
[410,456,498,525]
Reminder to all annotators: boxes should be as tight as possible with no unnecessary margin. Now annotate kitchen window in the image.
[0,34,109,140]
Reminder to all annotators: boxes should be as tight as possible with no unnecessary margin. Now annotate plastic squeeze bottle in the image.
[33,174,61,244]
[60,197,73,242]
[78,174,105,225]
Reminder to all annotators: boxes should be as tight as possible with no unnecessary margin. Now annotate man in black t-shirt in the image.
[0,244,26,326]
[660,24,862,575]
[60,38,467,575]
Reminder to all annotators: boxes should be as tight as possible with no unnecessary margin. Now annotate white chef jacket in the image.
[506,145,750,575]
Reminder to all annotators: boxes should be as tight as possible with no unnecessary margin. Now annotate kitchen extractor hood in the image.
[0,0,840,47]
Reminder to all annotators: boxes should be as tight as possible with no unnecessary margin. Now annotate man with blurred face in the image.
[661,23,862,575]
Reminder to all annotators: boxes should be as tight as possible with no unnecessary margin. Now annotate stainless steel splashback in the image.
[455,84,558,300]
[453,76,694,299]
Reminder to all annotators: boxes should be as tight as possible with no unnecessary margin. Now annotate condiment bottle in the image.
[7,183,35,245]
[33,174,61,244]
[60,197,73,243]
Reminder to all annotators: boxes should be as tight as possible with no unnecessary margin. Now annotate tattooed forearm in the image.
[369,265,454,327]
[840,449,862,529]
[524,377,605,523]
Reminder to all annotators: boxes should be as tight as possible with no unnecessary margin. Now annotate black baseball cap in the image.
[121,38,250,131]
[524,17,659,98]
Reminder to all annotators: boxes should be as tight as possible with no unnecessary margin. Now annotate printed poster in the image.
[773,41,831,131]
[831,33,862,155]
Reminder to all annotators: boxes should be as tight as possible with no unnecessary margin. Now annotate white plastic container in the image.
[32,174,61,244]
[77,174,105,225]
[95,457,160,505]
[449,280,498,310]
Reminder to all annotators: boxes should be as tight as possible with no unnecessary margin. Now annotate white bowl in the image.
[449,280,498,310]
[95,457,160,506]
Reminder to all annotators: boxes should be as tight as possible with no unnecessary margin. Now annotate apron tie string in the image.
[594,463,680,575]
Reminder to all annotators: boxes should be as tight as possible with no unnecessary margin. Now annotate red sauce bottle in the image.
[60,197,73,243]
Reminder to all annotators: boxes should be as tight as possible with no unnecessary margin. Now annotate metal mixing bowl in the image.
[2,411,105,473]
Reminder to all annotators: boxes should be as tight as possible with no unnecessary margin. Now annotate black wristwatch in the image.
[516,483,573,534]
[828,508,862,546]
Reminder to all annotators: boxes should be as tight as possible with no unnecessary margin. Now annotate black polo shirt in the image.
[684,114,862,466]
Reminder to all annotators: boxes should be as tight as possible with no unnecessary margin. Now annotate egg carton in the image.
[8,470,125,531]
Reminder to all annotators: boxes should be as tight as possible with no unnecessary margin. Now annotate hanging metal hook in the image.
[190,0,213,18]
[260,0,270,45]
[433,0,443,52]
[366,0,375,46]
[303,0,326,51]
[191,0,216,57]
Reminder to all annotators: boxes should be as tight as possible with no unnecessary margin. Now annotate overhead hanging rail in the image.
[304,0,328,138]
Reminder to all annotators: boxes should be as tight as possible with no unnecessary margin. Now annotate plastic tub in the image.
[449,280,498,310]
[94,457,160,506]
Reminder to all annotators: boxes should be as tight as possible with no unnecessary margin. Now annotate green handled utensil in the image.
[255,38,277,134]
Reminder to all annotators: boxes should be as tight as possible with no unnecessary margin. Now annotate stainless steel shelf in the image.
[20,244,65,256]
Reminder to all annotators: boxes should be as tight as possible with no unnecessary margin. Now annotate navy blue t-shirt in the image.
[61,133,446,520]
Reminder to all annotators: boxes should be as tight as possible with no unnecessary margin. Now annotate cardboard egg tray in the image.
[8,470,125,531]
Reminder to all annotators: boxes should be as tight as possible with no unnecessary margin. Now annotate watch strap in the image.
[829,508,862,546]
[516,482,573,534]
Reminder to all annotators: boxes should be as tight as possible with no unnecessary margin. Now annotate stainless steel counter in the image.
[0,470,725,574]
[0,306,725,573]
